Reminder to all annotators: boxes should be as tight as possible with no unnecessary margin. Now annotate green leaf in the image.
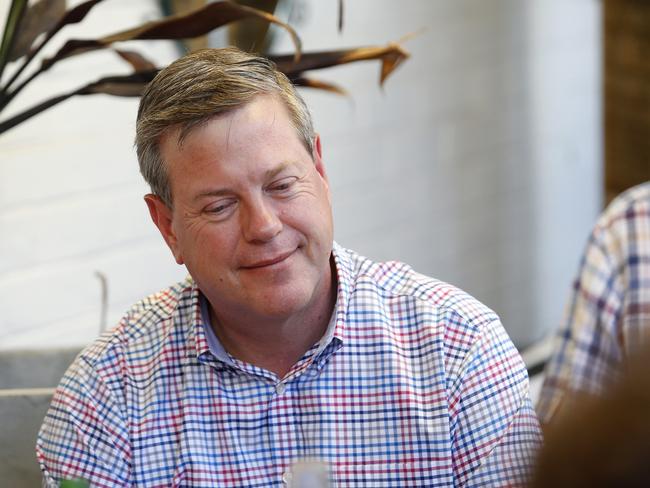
[0,0,28,85]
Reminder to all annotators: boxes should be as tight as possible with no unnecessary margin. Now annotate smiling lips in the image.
[241,249,295,269]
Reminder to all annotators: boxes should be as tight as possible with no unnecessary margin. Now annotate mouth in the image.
[241,249,296,270]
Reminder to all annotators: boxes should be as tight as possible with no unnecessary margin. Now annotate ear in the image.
[144,194,184,265]
[312,134,329,186]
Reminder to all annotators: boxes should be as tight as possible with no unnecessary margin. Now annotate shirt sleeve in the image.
[448,318,542,487]
[36,353,132,487]
[536,221,625,425]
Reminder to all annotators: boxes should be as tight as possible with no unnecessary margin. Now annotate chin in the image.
[256,287,314,317]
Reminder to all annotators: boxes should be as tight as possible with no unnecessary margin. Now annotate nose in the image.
[240,197,282,243]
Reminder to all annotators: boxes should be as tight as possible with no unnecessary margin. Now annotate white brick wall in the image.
[0,0,602,350]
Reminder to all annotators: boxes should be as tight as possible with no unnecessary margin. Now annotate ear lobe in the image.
[144,194,184,265]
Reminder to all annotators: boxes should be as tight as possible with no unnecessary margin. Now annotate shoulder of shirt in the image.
[76,276,196,368]
[335,244,499,330]
[595,182,650,234]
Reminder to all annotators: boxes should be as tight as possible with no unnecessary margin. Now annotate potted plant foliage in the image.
[0,0,410,135]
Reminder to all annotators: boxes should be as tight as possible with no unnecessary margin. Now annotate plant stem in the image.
[0,65,45,112]
[0,90,74,135]
[0,0,28,90]
[2,32,55,95]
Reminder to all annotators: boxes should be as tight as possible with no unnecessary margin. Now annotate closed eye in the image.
[204,199,236,216]
[267,176,297,193]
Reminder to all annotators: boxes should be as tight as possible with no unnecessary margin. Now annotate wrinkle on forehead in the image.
[225,116,233,151]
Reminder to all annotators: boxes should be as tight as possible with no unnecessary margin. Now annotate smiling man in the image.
[37,48,541,487]
[147,93,335,377]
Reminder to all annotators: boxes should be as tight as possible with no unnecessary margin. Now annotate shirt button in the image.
[275,382,287,395]
[282,469,291,486]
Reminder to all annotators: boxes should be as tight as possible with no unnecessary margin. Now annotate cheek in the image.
[188,224,236,260]
[300,206,333,245]
[323,183,332,206]
[317,193,334,229]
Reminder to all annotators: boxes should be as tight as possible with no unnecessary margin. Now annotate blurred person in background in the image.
[532,341,650,487]
[537,181,650,426]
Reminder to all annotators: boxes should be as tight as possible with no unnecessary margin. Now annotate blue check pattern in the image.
[538,182,650,424]
[38,243,541,487]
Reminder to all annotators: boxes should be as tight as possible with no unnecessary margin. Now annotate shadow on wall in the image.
[0,348,81,487]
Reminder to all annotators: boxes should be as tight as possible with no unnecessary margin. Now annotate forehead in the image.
[159,95,309,181]
[169,95,296,151]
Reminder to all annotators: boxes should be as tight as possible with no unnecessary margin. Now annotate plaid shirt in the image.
[38,243,541,487]
[537,182,650,424]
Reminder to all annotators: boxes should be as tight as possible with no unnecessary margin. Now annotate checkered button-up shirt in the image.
[38,243,541,487]
[537,182,650,424]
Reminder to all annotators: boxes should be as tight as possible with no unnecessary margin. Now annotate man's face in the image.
[147,95,334,323]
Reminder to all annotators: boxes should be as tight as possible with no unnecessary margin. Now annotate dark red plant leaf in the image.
[2,0,105,94]
[57,0,104,25]
[9,0,66,61]
[114,49,157,72]
[271,42,410,86]
[28,0,105,56]
[227,0,279,54]
[77,70,159,97]
[292,77,348,96]
[0,91,72,133]
[42,1,301,71]
[0,70,158,134]
[102,1,298,44]
[79,71,157,97]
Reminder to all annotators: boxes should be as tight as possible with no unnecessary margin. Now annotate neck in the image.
[209,275,336,379]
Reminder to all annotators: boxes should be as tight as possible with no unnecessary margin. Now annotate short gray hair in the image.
[135,47,315,207]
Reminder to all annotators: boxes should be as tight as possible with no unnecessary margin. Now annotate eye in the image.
[267,177,297,193]
[204,199,236,216]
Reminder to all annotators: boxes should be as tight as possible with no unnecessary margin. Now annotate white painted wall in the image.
[0,0,602,350]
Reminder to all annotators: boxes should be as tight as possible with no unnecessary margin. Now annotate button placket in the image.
[268,378,301,482]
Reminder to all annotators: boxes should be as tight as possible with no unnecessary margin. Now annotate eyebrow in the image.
[264,161,292,180]
[192,162,295,202]
[193,188,234,201]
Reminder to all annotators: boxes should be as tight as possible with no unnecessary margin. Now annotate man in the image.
[532,343,650,487]
[38,48,541,487]
[537,181,650,426]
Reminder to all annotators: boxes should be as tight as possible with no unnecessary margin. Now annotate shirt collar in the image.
[199,292,237,367]
[331,241,352,344]
[186,281,212,362]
